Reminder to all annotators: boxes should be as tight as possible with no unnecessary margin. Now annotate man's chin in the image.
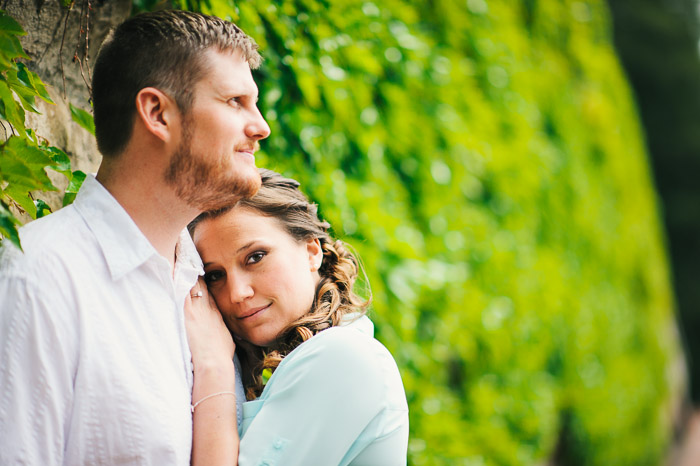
[246,170,263,197]
[194,173,262,212]
[230,169,261,200]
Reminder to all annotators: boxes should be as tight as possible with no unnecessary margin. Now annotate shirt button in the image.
[274,439,284,449]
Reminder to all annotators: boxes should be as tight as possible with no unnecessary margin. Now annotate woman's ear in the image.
[307,238,323,272]
[134,87,179,144]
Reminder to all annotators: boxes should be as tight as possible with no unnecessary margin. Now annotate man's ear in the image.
[307,238,323,272]
[135,87,179,143]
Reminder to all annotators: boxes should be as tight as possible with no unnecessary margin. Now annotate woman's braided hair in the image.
[188,168,370,399]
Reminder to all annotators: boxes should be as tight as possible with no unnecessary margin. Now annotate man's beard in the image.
[164,123,261,212]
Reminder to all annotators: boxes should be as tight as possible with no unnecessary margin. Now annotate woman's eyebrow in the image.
[236,241,257,254]
[201,241,258,268]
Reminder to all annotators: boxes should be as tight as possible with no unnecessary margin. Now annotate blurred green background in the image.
[131,0,683,464]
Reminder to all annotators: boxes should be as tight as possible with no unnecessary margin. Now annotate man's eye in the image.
[204,270,224,284]
[229,97,242,107]
[247,251,266,265]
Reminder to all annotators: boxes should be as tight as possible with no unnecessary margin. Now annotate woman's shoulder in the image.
[271,315,406,404]
[293,314,392,367]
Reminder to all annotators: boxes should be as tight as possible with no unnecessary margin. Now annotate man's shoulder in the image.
[0,205,93,277]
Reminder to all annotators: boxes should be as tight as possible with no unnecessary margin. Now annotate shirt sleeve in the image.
[0,272,79,465]
[238,328,391,466]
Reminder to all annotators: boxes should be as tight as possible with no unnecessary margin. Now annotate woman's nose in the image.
[227,276,254,303]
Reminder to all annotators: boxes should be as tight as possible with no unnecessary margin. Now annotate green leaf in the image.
[0,135,57,192]
[17,63,53,104]
[62,192,76,207]
[6,65,39,111]
[6,70,40,114]
[261,368,272,385]
[0,32,29,67]
[0,77,26,133]
[3,183,36,218]
[5,134,54,166]
[23,128,39,145]
[9,63,30,86]
[0,150,35,189]
[62,170,86,206]
[0,200,21,250]
[34,198,51,218]
[42,145,72,177]
[0,11,26,36]
[70,103,95,135]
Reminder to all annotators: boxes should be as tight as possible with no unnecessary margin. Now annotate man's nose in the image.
[246,107,271,141]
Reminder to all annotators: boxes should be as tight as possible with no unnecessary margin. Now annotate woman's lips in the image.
[238,303,270,320]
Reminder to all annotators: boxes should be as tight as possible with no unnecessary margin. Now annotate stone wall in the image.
[4,0,130,209]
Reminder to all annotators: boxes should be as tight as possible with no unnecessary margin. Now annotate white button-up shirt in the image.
[0,175,201,465]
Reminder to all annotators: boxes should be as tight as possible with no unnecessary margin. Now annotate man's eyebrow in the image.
[220,84,258,96]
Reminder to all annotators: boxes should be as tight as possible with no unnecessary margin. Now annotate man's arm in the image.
[0,274,78,465]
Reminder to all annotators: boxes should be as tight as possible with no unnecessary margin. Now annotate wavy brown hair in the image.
[189,169,370,399]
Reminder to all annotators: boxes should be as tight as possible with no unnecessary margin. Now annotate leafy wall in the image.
[181,0,682,464]
[0,1,129,248]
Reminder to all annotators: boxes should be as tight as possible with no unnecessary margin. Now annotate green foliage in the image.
[62,168,86,207]
[0,10,84,249]
[184,0,679,464]
[69,103,95,136]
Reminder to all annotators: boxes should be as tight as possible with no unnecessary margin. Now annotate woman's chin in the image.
[239,331,274,348]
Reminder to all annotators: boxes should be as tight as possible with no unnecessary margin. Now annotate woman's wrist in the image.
[192,356,235,373]
[192,359,236,387]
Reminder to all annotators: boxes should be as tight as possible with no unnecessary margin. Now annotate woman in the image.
[184,169,409,465]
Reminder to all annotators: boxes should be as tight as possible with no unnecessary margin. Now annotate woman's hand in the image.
[186,278,240,466]
[185,277,235,371]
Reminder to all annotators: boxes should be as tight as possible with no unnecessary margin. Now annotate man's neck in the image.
[96,158,199,271]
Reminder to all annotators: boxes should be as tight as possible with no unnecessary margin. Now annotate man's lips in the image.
[236,149,255,159]
[235,142,260,156]
[238,303,270,320]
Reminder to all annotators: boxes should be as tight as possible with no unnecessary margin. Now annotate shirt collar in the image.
[73,175,203,281]
[342,313,374,337]
[175,229,203,272]
[175,228,204,280]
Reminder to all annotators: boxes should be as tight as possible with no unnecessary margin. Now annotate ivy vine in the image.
[0,9,87,250]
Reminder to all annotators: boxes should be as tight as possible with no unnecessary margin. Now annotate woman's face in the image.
[193,207,323,347]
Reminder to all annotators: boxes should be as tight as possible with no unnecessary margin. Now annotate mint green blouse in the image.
[238,315,409,466]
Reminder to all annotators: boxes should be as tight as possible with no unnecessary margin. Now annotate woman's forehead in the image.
[194,207,289,250]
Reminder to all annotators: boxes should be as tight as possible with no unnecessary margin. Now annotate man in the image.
[0,10,270,464]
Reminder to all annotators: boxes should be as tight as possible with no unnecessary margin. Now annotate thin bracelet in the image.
[191,391,236,413]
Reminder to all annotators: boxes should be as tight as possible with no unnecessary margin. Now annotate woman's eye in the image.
[203,270,224,284]
[247,251,266,265]
[229,97,242,108]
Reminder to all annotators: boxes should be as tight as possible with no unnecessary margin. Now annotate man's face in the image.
[165,49,271,212]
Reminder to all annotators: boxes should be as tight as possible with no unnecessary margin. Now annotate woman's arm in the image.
[185,278,240,466]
